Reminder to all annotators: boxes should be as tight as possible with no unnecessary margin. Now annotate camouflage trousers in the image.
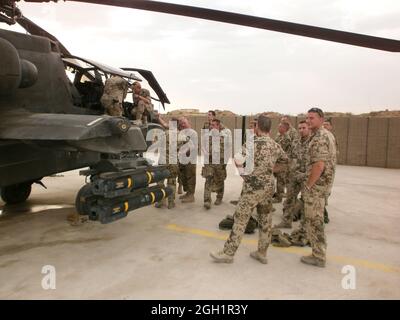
[179,163,196,195]
[274,170,288,200]
[202,164,226,203]
[303,189,327,261]
[282,176,302,224]
[132,100,153,124]
[101,95,123,116]
[223,185,274,256]
[156,164,178,206]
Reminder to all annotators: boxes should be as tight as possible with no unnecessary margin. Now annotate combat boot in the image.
[181,194,195,203]
[178,184,183,195]
[273,221,292,229]
[271,230,292,247]
[300,255,326,268]
[214,198,222,205]
[167,201,176,209]
[250,251,268,264]
[179,193,188,200]
[204,202,211,210]
[209,251,234,263]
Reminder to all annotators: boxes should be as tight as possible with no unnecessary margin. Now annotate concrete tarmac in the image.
[0,165,399,299]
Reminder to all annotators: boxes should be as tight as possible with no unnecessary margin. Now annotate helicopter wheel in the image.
[0,182,32,205]
[75,184,96,216]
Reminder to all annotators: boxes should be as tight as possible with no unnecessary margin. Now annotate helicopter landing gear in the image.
[0,182,32,204]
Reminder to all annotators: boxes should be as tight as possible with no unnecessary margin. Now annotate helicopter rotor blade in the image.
[47,0,400,52]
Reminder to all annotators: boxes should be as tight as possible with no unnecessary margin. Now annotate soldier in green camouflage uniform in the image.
[301,107,336,268]
[202,119,228,209]
[275,120,310,229]
[100,75,129,116]
[154,117,179,209]
[210,114,288,264]
[273,122,291,203]
[178,117,197,203]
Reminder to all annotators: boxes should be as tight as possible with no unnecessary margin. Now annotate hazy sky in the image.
[8,0,400,115]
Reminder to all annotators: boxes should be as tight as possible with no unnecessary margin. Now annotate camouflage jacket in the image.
[329,131,339,162]
[241,135,288,191]
[177,128,197,164]
[133,88,151,105]
[102,76,128,102]
[287,126,300,144]
[292,136,310,182]
[275,132,291,154]
[306,127,336,196]
[159,130,178,165]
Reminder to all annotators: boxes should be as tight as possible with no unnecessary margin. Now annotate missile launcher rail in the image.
[75,156,172,224]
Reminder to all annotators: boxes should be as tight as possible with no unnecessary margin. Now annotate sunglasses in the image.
[308,107,324,117]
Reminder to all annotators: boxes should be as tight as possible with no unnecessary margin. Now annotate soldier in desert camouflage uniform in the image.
[301,107,336,268]
[100,75,129,116]
[210,114,288,264]
[131,81,153,124]
[203,110,216,130]
[275,120,310,229]
[273,122,291,203]
[322,117,339,223]
[281,115,300,144]
[202,119,229,209]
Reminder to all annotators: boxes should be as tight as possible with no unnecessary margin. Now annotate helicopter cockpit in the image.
[62,56,142,114]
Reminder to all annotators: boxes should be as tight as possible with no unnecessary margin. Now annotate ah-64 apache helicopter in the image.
[1,0,399,224]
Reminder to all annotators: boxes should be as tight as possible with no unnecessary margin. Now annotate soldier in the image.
[301,107,336,268]
[154,116,179,209]
[273,122,291,203]
[281,115,300,143]
[322,117,338,224]
[203,110,216,129]
[202,119,228,210]
[178,117,197,203]
[100,75,128,116]
[131,81,153,124]
[275,120,310,229]
[210,114,288,264]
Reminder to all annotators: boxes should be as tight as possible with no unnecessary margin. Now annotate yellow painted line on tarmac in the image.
[166,224,400,275]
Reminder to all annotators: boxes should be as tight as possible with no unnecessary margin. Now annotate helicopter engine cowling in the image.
[0,38,38,95]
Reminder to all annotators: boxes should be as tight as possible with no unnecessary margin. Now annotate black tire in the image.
[1,183,32,204]
[75,184,94,216]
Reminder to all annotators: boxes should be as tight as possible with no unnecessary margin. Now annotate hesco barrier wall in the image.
[161,115,400,169]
